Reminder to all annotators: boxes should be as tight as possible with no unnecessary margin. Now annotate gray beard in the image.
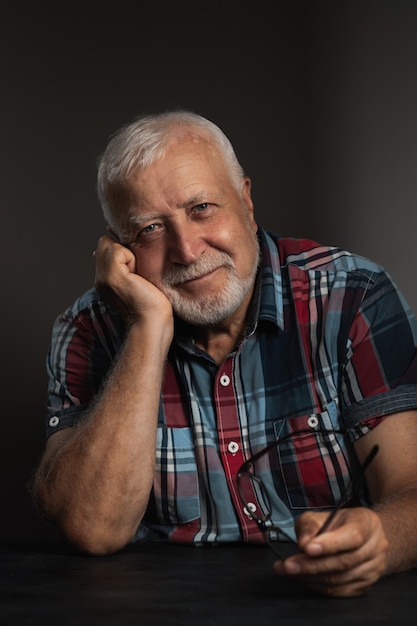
[166,269,257,325]
[160,241,260,326]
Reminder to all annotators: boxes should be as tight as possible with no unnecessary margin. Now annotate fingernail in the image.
[307,542,323,556]
[285,561,301,575]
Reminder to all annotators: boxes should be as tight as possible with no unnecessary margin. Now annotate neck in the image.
[191,289,254,364]
[180,275,259,364]
[193,324,247,364]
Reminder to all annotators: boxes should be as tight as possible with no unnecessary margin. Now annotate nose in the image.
[167,224,205,265]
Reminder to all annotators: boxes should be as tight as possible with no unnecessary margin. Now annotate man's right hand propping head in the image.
[93,234,174,330]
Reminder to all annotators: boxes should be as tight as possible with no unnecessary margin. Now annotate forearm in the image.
[373,486,417,576]
[34,320,171,554]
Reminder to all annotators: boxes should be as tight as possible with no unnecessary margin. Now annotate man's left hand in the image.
[272,507,389,597]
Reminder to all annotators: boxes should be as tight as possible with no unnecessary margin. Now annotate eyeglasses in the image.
[236,427,379,559]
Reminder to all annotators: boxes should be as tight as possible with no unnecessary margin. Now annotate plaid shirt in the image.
[46,228,417,545]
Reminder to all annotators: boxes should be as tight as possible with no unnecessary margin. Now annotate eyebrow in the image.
[115,214,161,244]
[116,215,159,244]
[126,194,211,229]
[127,214,162,229]
[122,192,218,238]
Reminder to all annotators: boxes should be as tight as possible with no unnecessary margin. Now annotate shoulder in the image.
[50,288,125,355]
[262,230,384,276]
[55,288,122,330]
[58,288,105,319]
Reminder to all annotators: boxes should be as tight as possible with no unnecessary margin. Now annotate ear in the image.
[242,177,257,232]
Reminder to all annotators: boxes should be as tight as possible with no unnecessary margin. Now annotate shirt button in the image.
[220,374,230,386]
[307,415,319,428]
[244,502,257,517]
[49,416,60,427]
[228,441,239,454]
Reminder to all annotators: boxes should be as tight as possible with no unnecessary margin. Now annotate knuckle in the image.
[338,552,354,571]
[349,525,366,548]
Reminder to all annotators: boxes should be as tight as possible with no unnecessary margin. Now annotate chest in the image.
[160,326,342,434]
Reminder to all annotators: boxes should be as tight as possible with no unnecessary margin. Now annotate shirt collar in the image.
[248,227,284,332]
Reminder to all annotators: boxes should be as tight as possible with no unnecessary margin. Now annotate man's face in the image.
[115,133,260,326]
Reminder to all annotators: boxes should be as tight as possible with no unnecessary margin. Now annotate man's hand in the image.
[94,234,173,327]
[272,507,389,597]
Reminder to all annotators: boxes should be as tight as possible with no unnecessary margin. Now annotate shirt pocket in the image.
[272,410,352,510]
[153,426,201,524]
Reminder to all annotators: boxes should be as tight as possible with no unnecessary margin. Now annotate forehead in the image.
[165,128,216,150]
[110,131,234,234]
[161,130,222,166]
[129,133,228,194]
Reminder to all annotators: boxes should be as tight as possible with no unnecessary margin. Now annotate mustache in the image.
[162,252,235,287]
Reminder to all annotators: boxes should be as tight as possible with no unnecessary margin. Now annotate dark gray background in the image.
[2,0,417,541]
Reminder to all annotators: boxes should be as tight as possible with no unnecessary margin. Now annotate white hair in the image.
[96,110,245,230]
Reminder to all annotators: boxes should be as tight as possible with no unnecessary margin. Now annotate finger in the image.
[296,507,370,556]
[280,547,365,575]
[273,536,386,595]
[293,569,376,597]
[303,524,364,557]
[281,528,384,575]
[303,508,388,561]
[297,552,381,597]
[95,236,136,274]
[295,511,329,547]
[96,233,117,250]
[273,553,382,597]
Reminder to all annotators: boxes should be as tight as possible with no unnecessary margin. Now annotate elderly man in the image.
[33,110,417,597]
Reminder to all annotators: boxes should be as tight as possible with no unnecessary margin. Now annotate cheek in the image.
[212,214,247,246]
[133,250,165,285]
[216,214,257,256]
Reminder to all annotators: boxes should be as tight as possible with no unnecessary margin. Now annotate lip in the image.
[178,267,222,287]
[182,267,220,285]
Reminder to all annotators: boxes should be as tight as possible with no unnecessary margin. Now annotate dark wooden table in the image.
[1,541,417,625]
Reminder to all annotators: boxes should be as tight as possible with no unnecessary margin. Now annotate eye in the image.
[142,223,159,234]
[194,203,209,212]
[127,222,163,246]
[192,202,215,217]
